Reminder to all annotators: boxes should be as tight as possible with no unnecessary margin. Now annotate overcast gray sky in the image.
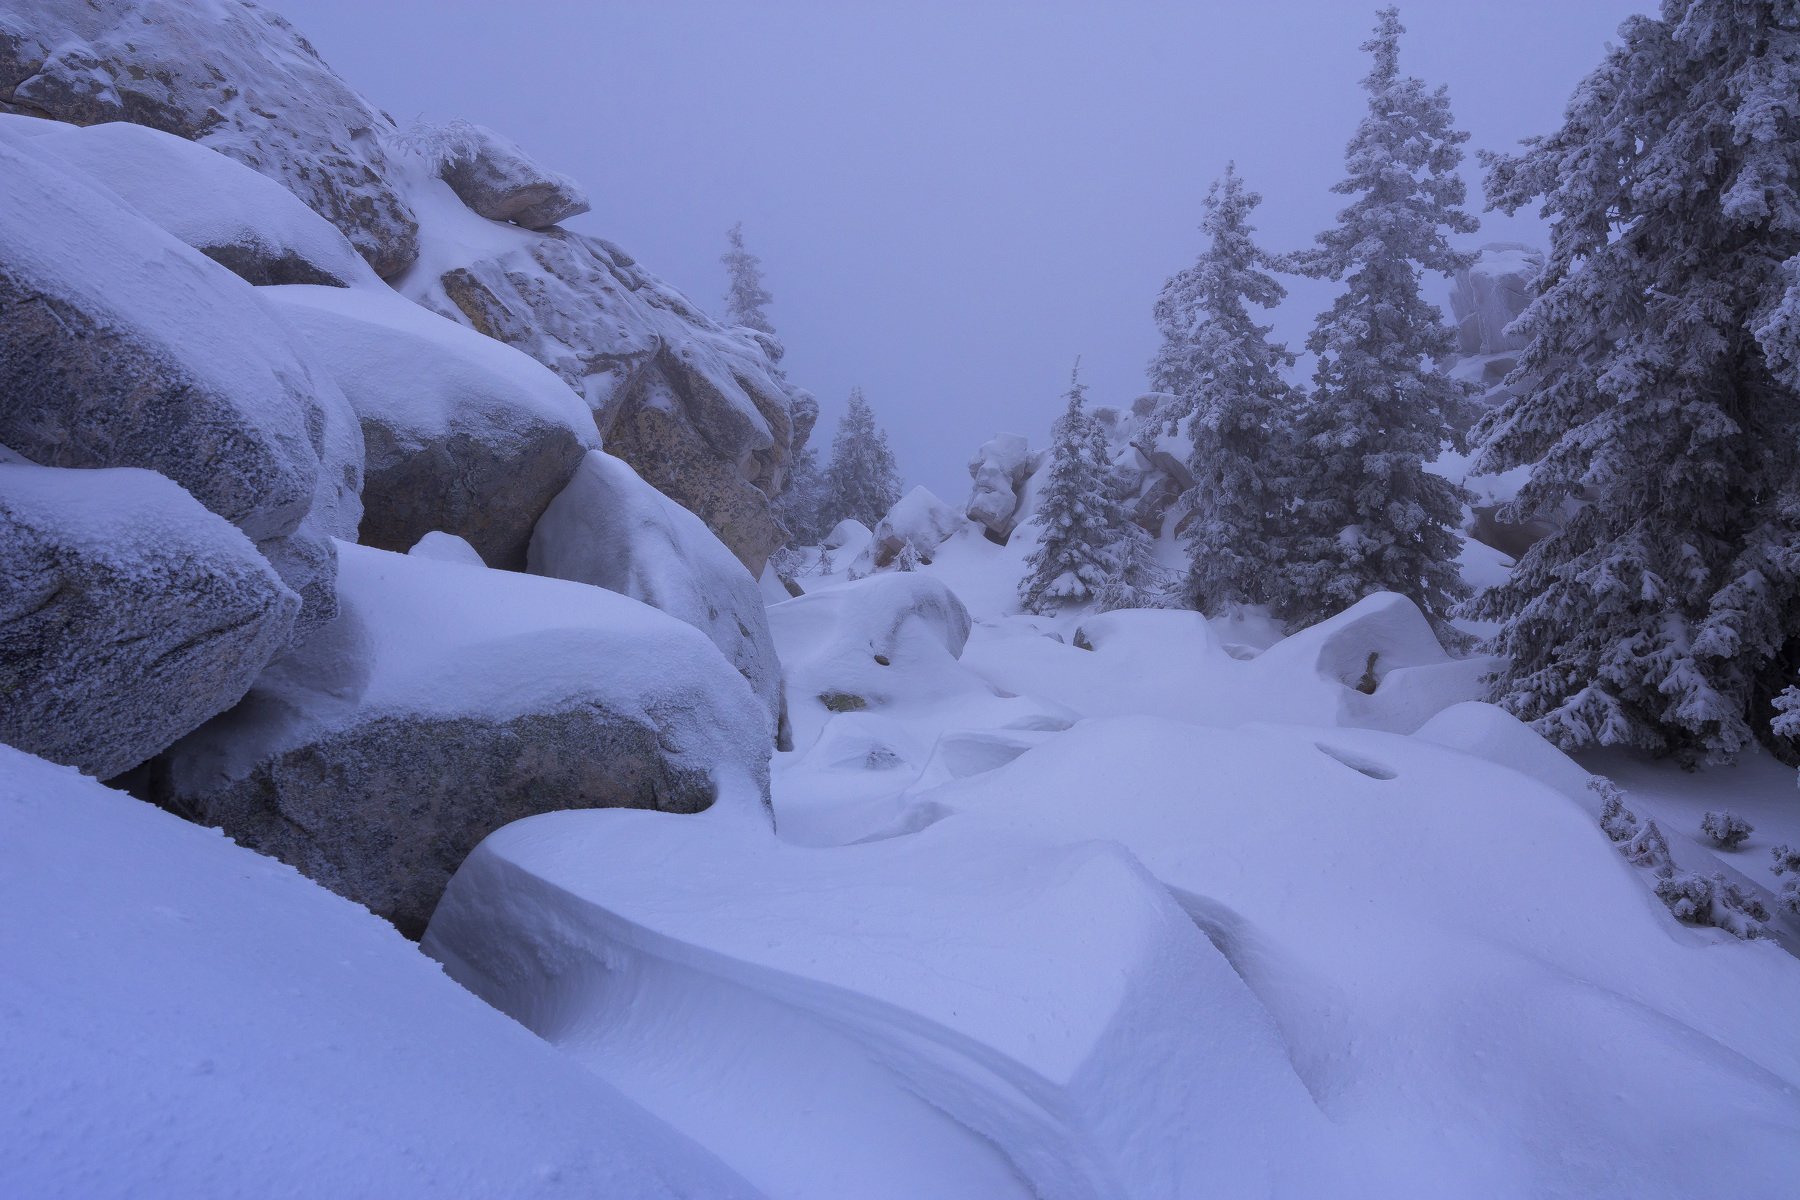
[279,0,1645,501]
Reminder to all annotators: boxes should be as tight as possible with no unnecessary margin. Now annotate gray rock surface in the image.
[161,543,773,937]
[530,451,784,737]
[0,0,419,277]
[419,232,808,575]
[421,119,590,230]
[965,433,1036,542]
[264,284,596,570]
[0,461,298,779]
[23,119,378,287]
[1449,243,1544,358]
[0,140,358,635]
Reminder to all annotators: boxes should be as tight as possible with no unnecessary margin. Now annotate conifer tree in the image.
[1275,8,1477,633]
[721,221,780,359]
[1149,163,1300,612]
[773,441,832,545]
[1470,0,1800,764]
[824,388,902,530]
[1019,364,1123,614]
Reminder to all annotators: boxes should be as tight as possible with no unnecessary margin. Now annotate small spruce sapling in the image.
[1773,845,1800,916]
[1700,811,1754,850]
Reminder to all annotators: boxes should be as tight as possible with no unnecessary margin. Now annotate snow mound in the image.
[24,120,378,287]
[854,484,969,571]
[406,530,485,566]
[0,745,761,1199]
[424,806,1336,1200]
[821,516,873,552]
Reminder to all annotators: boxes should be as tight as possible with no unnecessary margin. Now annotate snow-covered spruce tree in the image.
[1148,163,1300,613]
[1469,1,1800,765]
[1019,364,1124,615]
[1095,520,1170,613]
[1274,8,1477,633]
[721,221,781,358]
[824,387,902,530]
[773,441,832,545]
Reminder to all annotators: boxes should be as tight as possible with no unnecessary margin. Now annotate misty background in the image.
[278,0,1644,501]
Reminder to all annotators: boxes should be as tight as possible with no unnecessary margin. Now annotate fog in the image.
[278,0,1646,500]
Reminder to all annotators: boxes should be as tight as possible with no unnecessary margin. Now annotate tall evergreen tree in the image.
[773,440,833,545]
[824,387,902,529]
[1019,364,1123,615]
[1470,0,1800,764]
[1149,163,1300,612]
[721,221,780,358]
[1273,8,1478,634]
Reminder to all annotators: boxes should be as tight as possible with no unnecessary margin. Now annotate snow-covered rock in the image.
[264,283,597,569]
[821,517,873,553]
[161,542,773,936]
[0,140,358,634]
[419,118,590,230]
[854,484,968,571]
[425,807,1337,1200]
[1449,241,1543,358]
[0,0,420,277]
[529,450,784,735]
[0,745,762,1199]
[965,432,1037,541]
[21,119,378,287]
[0,462,297,779]
[406,530,485,566]
[412,227,807,574]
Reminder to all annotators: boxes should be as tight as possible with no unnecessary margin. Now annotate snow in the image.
[0,745,761,1199]
[407,530,486,565]
[855,483,969,569]
[24,120,380,287]
[261,283,597,442]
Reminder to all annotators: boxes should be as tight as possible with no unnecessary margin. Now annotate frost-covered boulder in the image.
[821,517,873,553]
[530,451,783,735]
[415,119,590,230]
[425,808,1333,1200]
[965,432,1035,541]
[415,230,807,574]
[0,462,299,780]
[0,140,359,634]
[21,119,377,287]
[0,0,420,277]
[264,284,596,569]
[855,485,968,571]
[1449,242,1544,358]
[0,746,762,1199]
[161,543,773,936]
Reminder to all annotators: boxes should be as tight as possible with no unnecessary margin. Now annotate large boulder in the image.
[21,118,378,287]
[530,451,784,736]
[855,485,968,571]
[416,119,590,230]
[264,284,597,569]
[415,230,808,575]
[159,543,773,936]
[1449,243,1544,358]
[0,461,298,779]
[0,140,360,635]
[0,0,420,277]
[965,432,1034,542]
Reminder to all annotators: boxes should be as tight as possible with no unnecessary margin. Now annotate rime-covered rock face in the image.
[422,232,804,574]
[0,0,420,277]
[1449,242,1544,359]
[427,121,591,230]
[0,463,299,780]
[965,433,1035,542]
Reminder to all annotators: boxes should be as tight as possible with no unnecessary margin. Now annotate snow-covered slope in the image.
[0,745,761,1200]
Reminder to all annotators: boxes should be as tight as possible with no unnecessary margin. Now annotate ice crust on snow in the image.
[0,746,761,1200]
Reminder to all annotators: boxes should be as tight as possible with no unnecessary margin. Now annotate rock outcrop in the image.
[264,284,596,569]
[0,0,420,277]
[160,543,773,937]
[529,451,784,737]
[417,119,590,230]
[1,461,298,780]
[855,486,968,571]
[0,140,360,635]
[965,433,1038,543]
[1449,243,1543,359]
[24,118,377,287]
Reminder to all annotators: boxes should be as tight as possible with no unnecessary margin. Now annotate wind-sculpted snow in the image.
[0,0,420,276]
[424,806,1344,1200]
[0,746,763,1199]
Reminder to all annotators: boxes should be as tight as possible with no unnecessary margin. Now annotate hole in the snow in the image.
[1314,742,1397,780]
[1353,651,1380,694]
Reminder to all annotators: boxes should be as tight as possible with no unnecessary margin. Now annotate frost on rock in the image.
[964,432,1037,542]
[400,118,590,231]
[424,808,1334,1200]
[0,746,761,1199]
[530,450,784,736]
[0,140,359,636]
[20,119,379,287]
[0,0,420,276]
[853,484,968,573]
[263,283,596,569]
[1448,242,1544,360]
[0,462,298,779]
[160,543,773,936]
